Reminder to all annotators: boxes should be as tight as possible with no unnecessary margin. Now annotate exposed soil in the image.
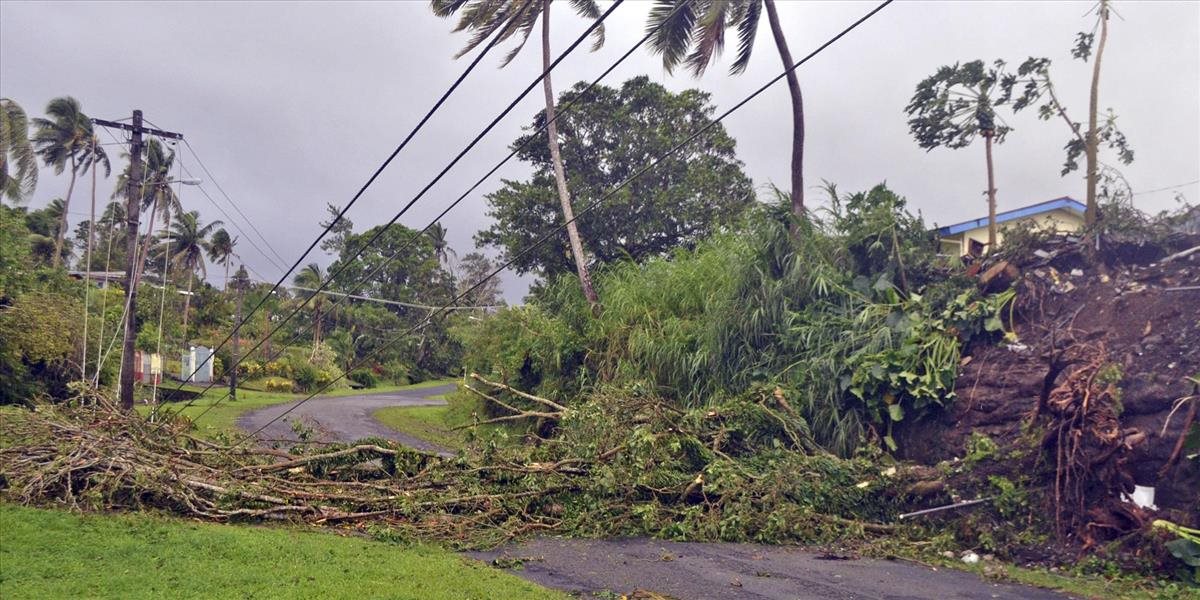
[897,237,1200,545]
[468,538,1069,600]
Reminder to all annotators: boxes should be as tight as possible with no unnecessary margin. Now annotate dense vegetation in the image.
[461,185,1009,456]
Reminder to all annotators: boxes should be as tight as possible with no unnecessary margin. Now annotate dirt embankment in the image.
[899,237,1199,528]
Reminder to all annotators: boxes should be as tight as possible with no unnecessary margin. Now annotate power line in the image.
[160,2,624,420]
[181,139,290,269]
[195,0,687,394]
[231,0,895,447]
[178,161,287,274]
[1132,179,1200,196]
[154,17,512,407]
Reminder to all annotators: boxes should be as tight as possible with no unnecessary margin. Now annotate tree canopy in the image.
[476,76,753,279]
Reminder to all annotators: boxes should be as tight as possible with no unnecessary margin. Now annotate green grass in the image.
[137,379,457,439]
[372,404,465,450]
[0,504,564,600]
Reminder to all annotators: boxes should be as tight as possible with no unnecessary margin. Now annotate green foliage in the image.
[461,184,1004,456]
[262,377,294,393]
[964,432,999,467]
[0,289,82,403]
[475,76,754,279]
[348,368,378,388]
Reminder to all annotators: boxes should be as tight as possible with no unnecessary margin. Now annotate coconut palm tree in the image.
[426,223,457,267]
[32,96,104,267]
[647,0,806,219]
[1,98,38,203]
[293,262,325,353]
[162,210,221,335]
[113,138,177,286]
[206,228,237,290]
[432,0,604,307]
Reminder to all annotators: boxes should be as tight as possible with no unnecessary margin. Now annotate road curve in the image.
[236,383,456,455]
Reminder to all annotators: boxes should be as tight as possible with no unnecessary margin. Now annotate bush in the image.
[292,363,319,392]
[262,377,294,393]
[348,369,378,388]
[236,360,263,380]
[378,361,412,386]
[264,360,292,379]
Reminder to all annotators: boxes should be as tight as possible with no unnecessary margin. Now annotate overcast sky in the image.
[3,1,1197,301]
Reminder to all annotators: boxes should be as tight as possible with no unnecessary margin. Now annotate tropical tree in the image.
[293,262,326,352]
[162,210,221,335]
[206,228,237,290]
[906,60,1016,252]
[476,76,753,278]
[114,138,177,286]
[432,0,606,308]
[1,98,38,204]
[647,0,806,220]
[426,223,456,268]
[31,96,105,268]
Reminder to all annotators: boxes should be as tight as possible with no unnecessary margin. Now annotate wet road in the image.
[469,538,1070,600]
[236,383,456,455]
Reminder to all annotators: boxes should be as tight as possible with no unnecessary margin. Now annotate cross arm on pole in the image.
[92,117,184,141]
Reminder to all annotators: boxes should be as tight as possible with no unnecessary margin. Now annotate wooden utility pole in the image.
[93,111,183,410]
[230,265,250,403]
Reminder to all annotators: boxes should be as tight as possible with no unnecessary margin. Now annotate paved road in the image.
[236,383,456,455]
[469,538,1070,600]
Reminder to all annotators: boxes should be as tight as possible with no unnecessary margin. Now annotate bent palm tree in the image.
[163,210,221,336]
[1,98,38,203]
[647,0,806,219]
[114,138,177,286]
[293,263,325,353]
[432,0,604,307]
[206,228,237,290]
[32,96,100,267]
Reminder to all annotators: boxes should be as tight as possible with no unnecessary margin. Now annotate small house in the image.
[133,350,162,384]
[937,197,1086,257]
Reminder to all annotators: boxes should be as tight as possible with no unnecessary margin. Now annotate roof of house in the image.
[937,197,1086,236]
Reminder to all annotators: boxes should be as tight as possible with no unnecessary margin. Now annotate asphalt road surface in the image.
[469,538,1070,600]
[241,389,1071,599]
[236,383,455,455]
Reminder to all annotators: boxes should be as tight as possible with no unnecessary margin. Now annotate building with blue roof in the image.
[937,197,1086,257]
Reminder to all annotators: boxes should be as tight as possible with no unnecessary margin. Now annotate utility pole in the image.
[93,111,183,410]
[230,265,251,403]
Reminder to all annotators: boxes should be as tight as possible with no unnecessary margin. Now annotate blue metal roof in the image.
[936,197,1085,236]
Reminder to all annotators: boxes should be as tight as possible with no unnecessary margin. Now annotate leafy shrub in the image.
[236,360,263,380]
[264,360,292,378]
[292,363,318,392]
[349,369,378,388]
[378,361,412,386]
[262,377,294,393]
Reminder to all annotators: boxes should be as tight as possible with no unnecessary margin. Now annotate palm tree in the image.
[162,210,221,335]
[293,263,325,353]
[1,98,38,203]
[206,228,237,290]
[32,96,103,268]
[432,0,604,308]
[426,223,457,268]
[647,0,806,219]
[113,138,177,286]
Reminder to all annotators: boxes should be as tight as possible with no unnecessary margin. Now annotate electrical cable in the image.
[230,0,895,446]
[161,1,623,419]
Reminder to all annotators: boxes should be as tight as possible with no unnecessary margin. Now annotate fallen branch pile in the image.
[0,389,904,549]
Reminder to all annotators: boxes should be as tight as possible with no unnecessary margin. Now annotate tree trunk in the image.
[313,299,322,354]
[1084,0,1109,226]
[763,0,805,220]
[183,274,193,338]
[541,0,599,308]
[134,195,159,289]
[984,130,998,251]
[53,155,78,268]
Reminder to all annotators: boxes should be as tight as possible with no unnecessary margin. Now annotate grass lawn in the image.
[0,504,564,600]
[372,404,465,450]
[138,379,456,440]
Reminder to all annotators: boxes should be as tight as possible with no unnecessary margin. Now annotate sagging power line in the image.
[232,0,895,446]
